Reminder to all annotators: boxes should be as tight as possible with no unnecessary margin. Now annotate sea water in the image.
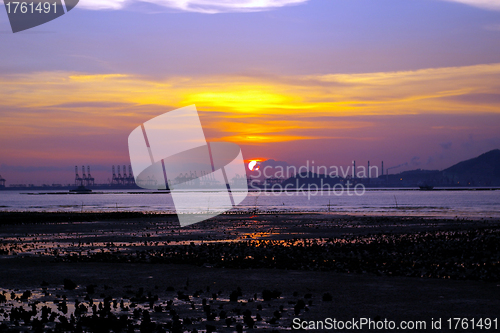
[0,189,499,218]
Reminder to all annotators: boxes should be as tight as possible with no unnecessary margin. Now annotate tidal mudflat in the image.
[1,212,499,332]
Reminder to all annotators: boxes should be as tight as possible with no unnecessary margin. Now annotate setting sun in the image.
[248,160,261,171]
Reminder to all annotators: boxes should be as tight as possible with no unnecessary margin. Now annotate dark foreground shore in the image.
[0,212,499,332]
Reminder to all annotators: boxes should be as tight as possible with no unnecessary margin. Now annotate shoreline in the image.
[2,186,500,192]
[1,210,498,222]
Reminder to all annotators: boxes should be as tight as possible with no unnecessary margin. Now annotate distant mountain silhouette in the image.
[442,149,500,186]
[443,149,500,175]
[275,149,500,187]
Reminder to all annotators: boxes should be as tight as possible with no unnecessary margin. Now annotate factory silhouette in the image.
[74,165,135,187]
[0,165,140,191]
[0,149,499,191]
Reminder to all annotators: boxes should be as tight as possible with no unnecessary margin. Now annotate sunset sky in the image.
[1,0,500,184]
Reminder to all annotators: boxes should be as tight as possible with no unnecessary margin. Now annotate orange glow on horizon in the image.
[2,63,500,163]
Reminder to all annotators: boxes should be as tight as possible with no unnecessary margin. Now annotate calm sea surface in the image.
[0,189,499,218]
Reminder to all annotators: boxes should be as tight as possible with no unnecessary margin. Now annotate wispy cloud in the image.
[77,0,500,12]
[79,0,309,12]
[3,63,500,118]
[1,63,500,150]
[79,0,129,10]
[441,0,500,11]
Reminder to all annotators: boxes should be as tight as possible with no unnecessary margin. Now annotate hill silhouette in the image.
[275,149,500,187]
[442,149,500,186]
